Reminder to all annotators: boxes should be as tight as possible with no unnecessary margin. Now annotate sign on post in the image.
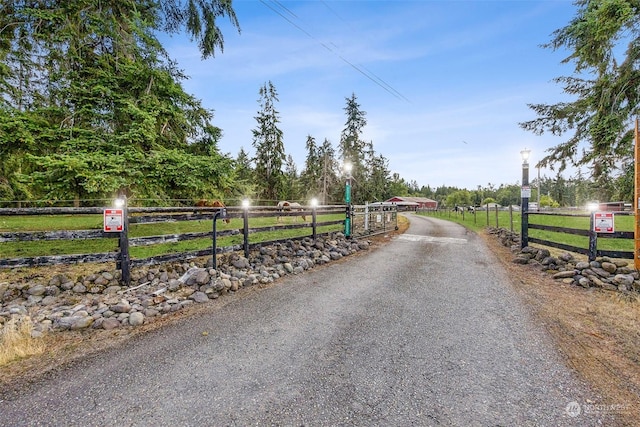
[520,185,531,198]
[104,209,124,232]
[594,212,614,233]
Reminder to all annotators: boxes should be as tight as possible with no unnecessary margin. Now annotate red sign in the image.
[104,209,124,232]
[594,212,614,233]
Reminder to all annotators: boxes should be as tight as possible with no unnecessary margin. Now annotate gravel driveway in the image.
[0,213,615,426]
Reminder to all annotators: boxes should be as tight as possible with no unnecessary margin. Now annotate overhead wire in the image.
[258,0,410,103]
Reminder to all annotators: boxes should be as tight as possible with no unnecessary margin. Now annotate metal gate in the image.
[351,203,398,237]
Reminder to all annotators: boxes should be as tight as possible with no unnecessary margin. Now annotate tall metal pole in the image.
[344,162,352,238]
[345,175,351,238]
[119,196,130,286]
[635,119,640,270]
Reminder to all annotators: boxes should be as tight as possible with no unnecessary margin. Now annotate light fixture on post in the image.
[113,195,130,286]
[344,162,353,238]
[520,148,531,249]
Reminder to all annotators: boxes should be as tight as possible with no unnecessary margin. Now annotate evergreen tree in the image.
[519,0,640,201]
[318,138,339,204]
[0,1,240,206]
[339,93,367,203]
[236,148,254,183]
[300,135,322,199]
[363,142,390,202]
[281,154,302,201]
[252,81,285,204]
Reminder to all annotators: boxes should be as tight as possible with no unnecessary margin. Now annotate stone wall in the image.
[0,233,371,335]
[487,227,640,293]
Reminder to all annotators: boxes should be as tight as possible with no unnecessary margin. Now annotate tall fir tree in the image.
[318,138,340,204]
[282,154,302,202]
[251,81,286,204]
[300,135,322,200]
[339,93,367,204]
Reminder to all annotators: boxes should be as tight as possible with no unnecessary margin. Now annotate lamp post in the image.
[114,195,130,286]
[520,148,531,249]
[344,162,353,238]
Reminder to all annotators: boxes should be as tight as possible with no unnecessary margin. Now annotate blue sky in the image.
[163,0,578,191]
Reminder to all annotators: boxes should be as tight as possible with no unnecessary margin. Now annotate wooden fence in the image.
[422,206,635,261]
[0,203,399,283]
[0,205,341,269]
[524,211,634,261]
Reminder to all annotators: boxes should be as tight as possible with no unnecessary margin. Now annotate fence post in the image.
[119,198,130,286]
[364,202,369,232]
[243,203,249,258]
[394,205,399,230]
[486,204,489,226]
[495,204,499,228]
[212,208,226,270]
[588,211,597,261]
[312,204,317,241]
[521,210,529,249]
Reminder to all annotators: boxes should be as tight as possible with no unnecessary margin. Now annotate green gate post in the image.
[344,162,352,238]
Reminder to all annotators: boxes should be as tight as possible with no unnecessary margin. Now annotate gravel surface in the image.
[0,213,614,426]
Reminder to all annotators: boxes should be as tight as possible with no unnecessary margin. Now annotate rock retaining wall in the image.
[487,227,640,293]
[0,233,371,335]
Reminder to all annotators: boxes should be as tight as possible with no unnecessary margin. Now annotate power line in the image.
[259,0,410,103]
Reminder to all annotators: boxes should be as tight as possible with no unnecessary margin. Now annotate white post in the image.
[364,202,369,231]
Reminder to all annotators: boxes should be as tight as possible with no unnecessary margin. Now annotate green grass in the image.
[419,209,635,254]
[0,214,344,260]
[0,214,103,232]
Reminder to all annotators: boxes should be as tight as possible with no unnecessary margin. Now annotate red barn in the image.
[384,196,438,211]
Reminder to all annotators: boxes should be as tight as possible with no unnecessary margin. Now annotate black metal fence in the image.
[0,205,346,281]
[523,211,634,261]
[1,202,400,284]
[421,206,635,261]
